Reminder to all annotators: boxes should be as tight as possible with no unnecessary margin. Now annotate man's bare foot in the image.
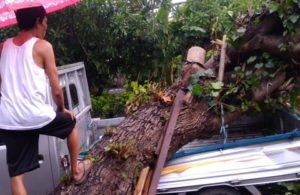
[73,159,92,184]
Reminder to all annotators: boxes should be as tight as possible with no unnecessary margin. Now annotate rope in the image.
[220,104,229,144]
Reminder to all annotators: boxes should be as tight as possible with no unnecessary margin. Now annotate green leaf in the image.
[245,70,253,76]
[210,81,224,90]
[288,41,295,47]
[255,63,264,69]
[157,7,169,26]
[234,66,241,72]
[187,84,193,91]
[227,11,233,17]
[278,43,287,52]
[250,101,261,112]
[224,104,236,112]
[269,2,280,14]
[187,26,206,33]
[192,84,204,95]
[241,81,250,90]
[254,18,260,24]
[204,69,214,77]
[104,146,111,152]
[289,15,299,24]
[237,27,246,34]
[231,34,240,41]
[262,52,271,59]
[265,60,275,68]
[195,69,208,77]
[225,86,239,95]
[121,172,128,179]
[269,73,275,78]
[247,56,257,64]
[241,102,248,112]
[189,74,199,85]
[210,91,220,97]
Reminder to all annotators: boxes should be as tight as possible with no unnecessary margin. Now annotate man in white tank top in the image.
[0,5,91,195]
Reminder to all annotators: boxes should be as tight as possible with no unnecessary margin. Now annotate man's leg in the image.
[67,125,91,181]
[10,174,26,195]
[3,130,39,195]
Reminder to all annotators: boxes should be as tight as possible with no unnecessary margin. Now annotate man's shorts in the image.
[0,112,76,177]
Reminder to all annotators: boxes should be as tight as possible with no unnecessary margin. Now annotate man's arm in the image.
[34,40,75,119]
[35,40,64,111]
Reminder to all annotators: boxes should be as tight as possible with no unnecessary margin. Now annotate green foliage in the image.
[91,81,163,117]
[241,100,261,113]
[44,0,181,91]
[187,69,223,103]
[174,0,266,41]
[0,25,18,42]
[2,0,298,116]
[91,92,129,118]
[187,48,295,115]
[59,173,72,184]
[264,88,300,114]
[268,0,300,37]
[124,81,164,114]
[36,0,269,93]
[84,154,102,163]
[0,0,269,94]
[104,137,136,160]
[279,181,300,195]
[121,172,128,179]
[258,181,300,195]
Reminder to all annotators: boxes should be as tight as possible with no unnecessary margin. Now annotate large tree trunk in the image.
[53,6,299,195]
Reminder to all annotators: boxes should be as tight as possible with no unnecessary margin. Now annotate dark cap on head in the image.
[15,6,47,31]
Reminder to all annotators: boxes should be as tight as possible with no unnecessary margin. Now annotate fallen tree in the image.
[53,1,300,194]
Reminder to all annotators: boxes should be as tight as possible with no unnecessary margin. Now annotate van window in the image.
[63,87,69,110]
[69,84,79,108]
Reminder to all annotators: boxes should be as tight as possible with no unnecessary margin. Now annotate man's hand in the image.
[63,109,75,120]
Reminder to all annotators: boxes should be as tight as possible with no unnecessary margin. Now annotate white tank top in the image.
[0,37,56,130]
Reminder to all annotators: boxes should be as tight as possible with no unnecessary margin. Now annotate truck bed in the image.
[157,112,300,194]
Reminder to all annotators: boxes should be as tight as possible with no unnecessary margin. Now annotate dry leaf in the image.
[157,91,163,97]
[216,39,223,44]
[215,39,222,50]
[162,96,172,102]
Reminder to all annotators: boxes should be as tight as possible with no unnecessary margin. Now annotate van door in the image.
[48,62,95,187]
[0,134,55,195]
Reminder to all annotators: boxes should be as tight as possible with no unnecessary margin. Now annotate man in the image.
[0,5,91,195]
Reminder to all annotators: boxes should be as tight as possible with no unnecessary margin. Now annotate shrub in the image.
[91,81,164,118]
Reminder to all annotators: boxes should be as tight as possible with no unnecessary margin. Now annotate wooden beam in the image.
[134,166,150,195]
[148,89,185,195]
[218,35,227,81]
[142,170,152,195]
